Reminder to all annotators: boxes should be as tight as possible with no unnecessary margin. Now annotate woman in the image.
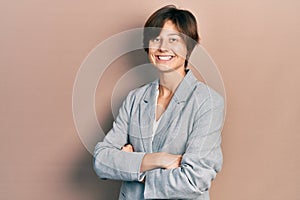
[94,5,224,200]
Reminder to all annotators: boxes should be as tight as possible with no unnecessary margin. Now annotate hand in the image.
[160,152,182,169]
[140,152,182,172]
[121,144,134,152]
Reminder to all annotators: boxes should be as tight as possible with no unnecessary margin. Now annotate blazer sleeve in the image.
[144,94,224,199]
[93,90,146,181]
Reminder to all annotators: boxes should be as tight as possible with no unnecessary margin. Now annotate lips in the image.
[156,55,174,61]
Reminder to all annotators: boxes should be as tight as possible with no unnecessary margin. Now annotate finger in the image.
[128,144,134,151]
[121,144,134,152]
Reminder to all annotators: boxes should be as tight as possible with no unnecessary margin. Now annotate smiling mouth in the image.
[156,55,174,61]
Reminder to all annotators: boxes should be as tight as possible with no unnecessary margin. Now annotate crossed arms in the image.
[93,90,224,199]
[121,143,182,182]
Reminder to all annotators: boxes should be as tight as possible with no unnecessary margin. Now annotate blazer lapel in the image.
[138,80,158,153]
[152,70,198,152]
[152,99,182,152]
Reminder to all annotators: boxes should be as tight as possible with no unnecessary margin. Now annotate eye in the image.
[169,37,178,43]
[152,37,161,43]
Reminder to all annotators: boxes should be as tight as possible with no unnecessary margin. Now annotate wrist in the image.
[140,152,165,172]
[156,152,167,168]
[152,152,166,168]
[146,152,165,168]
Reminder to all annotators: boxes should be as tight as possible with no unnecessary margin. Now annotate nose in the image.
[158,39,169,52]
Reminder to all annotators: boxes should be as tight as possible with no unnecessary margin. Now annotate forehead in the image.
[159,20,181,36]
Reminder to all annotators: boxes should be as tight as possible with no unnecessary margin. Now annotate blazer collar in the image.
[143,69,198,103]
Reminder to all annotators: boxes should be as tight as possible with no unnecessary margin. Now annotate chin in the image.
[155,65,185,75]
[154,64,174,72]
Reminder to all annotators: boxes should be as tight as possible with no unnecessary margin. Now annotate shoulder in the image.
[192,81,224,110]
[189,81,225,128]
[128,81,155,98]
[183,69,224,109]
[122,80,156,105]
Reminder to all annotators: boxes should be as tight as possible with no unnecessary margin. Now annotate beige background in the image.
[1,0,299,199]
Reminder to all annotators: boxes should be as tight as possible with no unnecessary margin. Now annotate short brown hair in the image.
[143,5,200,67]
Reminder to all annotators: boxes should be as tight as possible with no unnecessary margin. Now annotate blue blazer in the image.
[94,70,224,200]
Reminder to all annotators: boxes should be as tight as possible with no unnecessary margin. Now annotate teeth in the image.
[158,56,173,61]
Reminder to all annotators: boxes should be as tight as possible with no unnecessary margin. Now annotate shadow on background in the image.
[69,49,150,199]
[69,152,121,200]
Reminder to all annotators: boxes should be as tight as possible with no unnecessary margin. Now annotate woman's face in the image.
[148,20,188,74]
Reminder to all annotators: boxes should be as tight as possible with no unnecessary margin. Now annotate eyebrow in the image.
[167,33,181,36]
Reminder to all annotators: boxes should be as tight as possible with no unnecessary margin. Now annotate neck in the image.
[158,69,186,98]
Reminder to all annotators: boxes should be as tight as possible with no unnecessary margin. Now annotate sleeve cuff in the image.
[138,172,146,182]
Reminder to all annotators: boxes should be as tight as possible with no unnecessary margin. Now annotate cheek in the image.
[170,42,187,57]
[147,50,156,63]
[173,46,187,59]
[148,41,159,50]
